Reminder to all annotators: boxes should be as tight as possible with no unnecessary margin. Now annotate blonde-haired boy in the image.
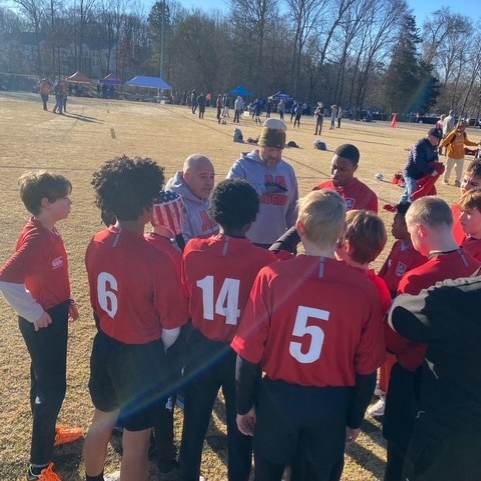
[232,190,385,481]
[383,196,481,481]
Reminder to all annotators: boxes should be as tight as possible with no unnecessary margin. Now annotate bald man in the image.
[166,154,219,243]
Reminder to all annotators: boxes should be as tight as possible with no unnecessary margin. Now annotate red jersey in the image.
[386,249,481,371]
[378,240,427,296]
[452,204,466,245]
[86,227,187,344]
[367,269,392,315]
[144,233,181,276]
[232,256,385,387]
[314,178,378,213]
[461,237,481,261]
[181,234,276,342]
[0,218,70,310]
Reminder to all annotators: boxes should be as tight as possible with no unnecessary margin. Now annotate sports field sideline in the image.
[0,92,469,480]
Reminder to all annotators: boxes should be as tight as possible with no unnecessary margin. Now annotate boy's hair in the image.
[334,144,360,165]
[344,210,387,264]
[208,179,259,230]
[459,188,481,212]
[19,170,72,216]
[395,201,411,218]
[92,155,165,221]
[298,190,346,248]
[466,159,481,179]
[406,196,453,228]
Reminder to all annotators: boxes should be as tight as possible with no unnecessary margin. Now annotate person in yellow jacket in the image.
[441,121,480,187]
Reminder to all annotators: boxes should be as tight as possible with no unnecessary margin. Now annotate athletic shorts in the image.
[89,330,169,431]
[254,378,348,473]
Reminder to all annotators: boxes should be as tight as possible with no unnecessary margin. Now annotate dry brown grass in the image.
[0,92,471,480]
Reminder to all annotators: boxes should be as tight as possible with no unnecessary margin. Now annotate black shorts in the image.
[89,330,169,431]
[254,378,348,472]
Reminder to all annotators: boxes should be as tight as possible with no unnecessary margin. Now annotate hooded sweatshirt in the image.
[227,150,299,245]
[166,172,218,243]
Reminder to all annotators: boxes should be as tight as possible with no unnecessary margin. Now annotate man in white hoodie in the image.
[166,154,219,243]
[226,118,299,248]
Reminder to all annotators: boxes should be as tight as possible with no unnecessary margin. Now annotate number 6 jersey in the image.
[232,255,385,387]
[86,226,188,344]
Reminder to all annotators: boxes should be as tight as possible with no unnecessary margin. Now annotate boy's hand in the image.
[237,407,256,436]
[68,302,79,323]
[33,311,52,331]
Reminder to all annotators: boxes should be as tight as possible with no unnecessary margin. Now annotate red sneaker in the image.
[54,426,83,447]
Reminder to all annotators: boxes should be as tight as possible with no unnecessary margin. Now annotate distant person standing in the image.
[278,99,285,120]
[440,121,480,187]
[293,102,302,128]
[191,90,197,114]
[330,105,338,130]
[234,96,243,123]
[314,102,325,135]
[52,80,64,115]
[197,93,206,119]
[216,94,223,124]
[39,78,52,111]
[266,100,272,118]
[337,106,343,128]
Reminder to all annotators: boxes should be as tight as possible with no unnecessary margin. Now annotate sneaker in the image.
[54,426,83,447]
[454,180,461,187]
[26,463,61,481]
[103,471,121,481]
[368,397,386,418]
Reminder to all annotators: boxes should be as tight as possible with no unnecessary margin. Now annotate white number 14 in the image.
[196,275,241,325]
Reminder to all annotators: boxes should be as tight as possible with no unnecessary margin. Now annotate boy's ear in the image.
[296,219,305,237]
[418,223,428,238]
[40,197,50,210]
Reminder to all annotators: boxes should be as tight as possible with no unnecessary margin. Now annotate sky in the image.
[142,0,480,24]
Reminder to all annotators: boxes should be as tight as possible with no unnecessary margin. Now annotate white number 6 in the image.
[97,272,118,319]
[289,306,330,364]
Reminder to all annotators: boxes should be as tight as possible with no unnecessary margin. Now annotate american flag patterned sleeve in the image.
[152,190,185,236]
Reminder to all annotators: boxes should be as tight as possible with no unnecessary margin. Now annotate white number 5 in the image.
[289,306,330,364]
[97,272,118,319]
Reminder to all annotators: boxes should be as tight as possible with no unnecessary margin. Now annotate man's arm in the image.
[235,355,261,436]
[412,142,435,175]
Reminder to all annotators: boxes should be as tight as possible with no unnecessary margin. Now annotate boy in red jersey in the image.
[179,179,276,481]
[371,202,427,417]
[458,188,481,261]
[145,189,186,479]
[83,156,188,481]
[452,159,481,244]
[0,171,81,481]
[383,196,481,481]
[233,190,385,481]
[313,144,378,213]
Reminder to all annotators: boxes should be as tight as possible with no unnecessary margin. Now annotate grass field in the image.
[0,92,471,480]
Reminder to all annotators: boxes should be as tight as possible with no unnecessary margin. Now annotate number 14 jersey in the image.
[232,255,385,387]
[181,234,276,342]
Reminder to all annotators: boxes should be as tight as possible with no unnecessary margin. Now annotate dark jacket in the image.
[404,138,439,180]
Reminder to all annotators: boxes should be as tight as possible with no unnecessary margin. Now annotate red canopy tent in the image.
[67,70,92,84]
[100,73,122,85]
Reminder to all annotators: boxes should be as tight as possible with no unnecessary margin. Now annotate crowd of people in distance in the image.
[2,114,481,481]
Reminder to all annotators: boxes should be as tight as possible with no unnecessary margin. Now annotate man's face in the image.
[460,174,481,194]
[427,134,440,146]
[459,207,481,238]
[184,162,215,200]
[260,147,283,167]
[330,155,357,187]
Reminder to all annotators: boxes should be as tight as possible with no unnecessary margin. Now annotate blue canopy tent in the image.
[125,76,172,90]
[229,85,252,97]
[269,90,294,101]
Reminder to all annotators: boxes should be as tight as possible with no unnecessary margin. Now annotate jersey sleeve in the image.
[154,253,189,330]
[367,191,378,213]
[231,269,271,364]
[353,291,385,375]
[0,229,46,283]
[285,170,299,229]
